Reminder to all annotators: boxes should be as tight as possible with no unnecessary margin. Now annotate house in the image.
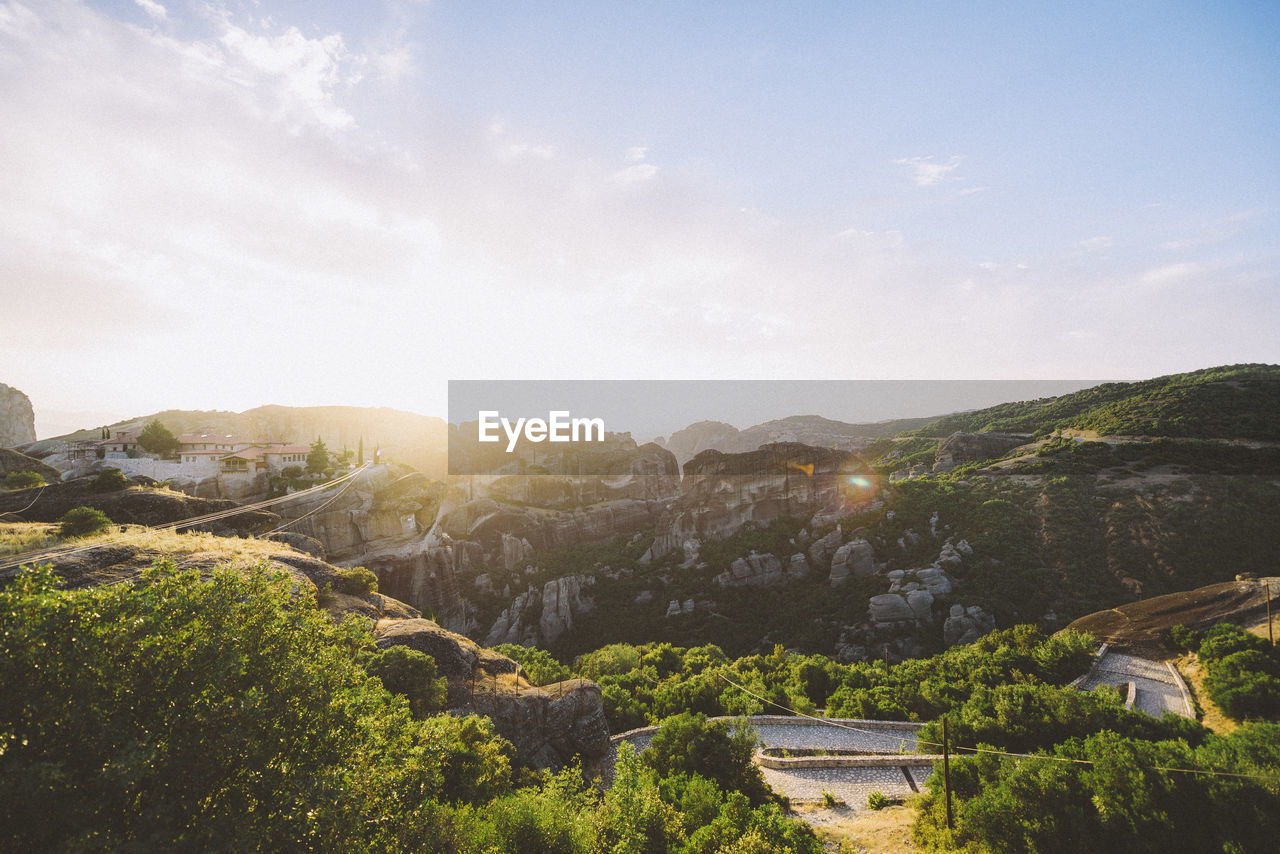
[98,431,138,457]
[174,431,311,475]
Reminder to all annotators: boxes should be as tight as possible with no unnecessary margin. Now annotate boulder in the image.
[943,605,996,646]
[807,527,843,567]
[713,552,785,587]
[828,539,875,586]
[906,589,935,623]
[787,553,811,580]
[869,593,915,623]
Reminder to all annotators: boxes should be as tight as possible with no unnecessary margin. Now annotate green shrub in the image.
[867,790,890,810]
[642,712,774,806]
[89,467,128,492]
[494,644,572,686]
[333,566,378,595]
[359,645,448,716]
[0,562,513,850]
[57,506,111,538]
[3,471,45,489]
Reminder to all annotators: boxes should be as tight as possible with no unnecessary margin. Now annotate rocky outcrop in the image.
[483,574,595,647]
[943,604,996,645]
[653,444,855,559]
[828,539,875,586]
[0,475,277,534]
[933,432,1030,471]
[366,538,486,636]
[0,448,60,481]
[712,551,811,587]
[0,383,36,448]
[275,466,438,562]
[376,618,610,770]
[807,527,843,567]
[437,495,669,559]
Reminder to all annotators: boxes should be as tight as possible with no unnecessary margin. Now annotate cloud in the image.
[1079,236,1112,249]
[134,0,166,23]
[624,146,648,163]
[894,154,962,187]
[1141,262,1199,285]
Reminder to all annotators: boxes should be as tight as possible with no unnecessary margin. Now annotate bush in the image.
[281,465,303,479]
[57,506,111,538]
[494,644,572,686]
[359,645,448,716]
[3,471,45,489]
[89,467,128,492]
[642,712,775,806]
[0,562,512,850]
[333,566,378,595]
[867,790,891,810]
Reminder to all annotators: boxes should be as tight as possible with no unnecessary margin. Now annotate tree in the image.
[137,419,179,455]
[306,438,329,475]
[0,562,509,851]
[358,436,364,465]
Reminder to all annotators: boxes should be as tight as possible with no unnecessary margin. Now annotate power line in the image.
[713,671,1280,783]
[0,465,369,572]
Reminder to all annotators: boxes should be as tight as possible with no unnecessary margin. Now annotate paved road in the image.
[1081,650,1194,718]
[607,716,936,808]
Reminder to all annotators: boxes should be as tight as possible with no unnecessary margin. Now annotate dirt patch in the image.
[796,803,919,854]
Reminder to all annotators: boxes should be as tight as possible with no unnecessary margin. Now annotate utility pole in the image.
[1266,580,1274,645]
[942,716,954,831]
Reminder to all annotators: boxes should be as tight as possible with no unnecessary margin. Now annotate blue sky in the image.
[3,0,1278,436]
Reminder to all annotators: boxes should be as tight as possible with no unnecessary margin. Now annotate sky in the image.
[2,0,1277,437]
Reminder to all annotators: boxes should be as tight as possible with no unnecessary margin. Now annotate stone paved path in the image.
[1082,650,1194,718]
[607,717,936,809]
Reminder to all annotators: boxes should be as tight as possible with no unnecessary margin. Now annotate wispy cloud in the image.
[1079,236,1112,249]
[134,0,167,24]
[894,154,962,187]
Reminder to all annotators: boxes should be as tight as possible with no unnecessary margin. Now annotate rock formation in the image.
[483,574,595,647]
[376,618,610,771]
[0,448,60,481]
[0,383,36,448]
[828,539,875,586]
[933,432,1030,471]
[0,474,277,534]
[652,443,854,558]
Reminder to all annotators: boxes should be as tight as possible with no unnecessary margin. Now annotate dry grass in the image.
[0,522,60,556]
[1174,652,1236,734]
[795,803,919,854]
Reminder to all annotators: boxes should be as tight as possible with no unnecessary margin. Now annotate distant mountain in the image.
[658,413,939,464]
[25,405,447,477]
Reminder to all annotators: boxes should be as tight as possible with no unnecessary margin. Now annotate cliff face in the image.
[0,383,36,447]
[652,443,852,559]
[376,619,610,771]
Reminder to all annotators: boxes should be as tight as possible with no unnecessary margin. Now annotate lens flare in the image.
[788,461,815,477]
[837,464,879,507]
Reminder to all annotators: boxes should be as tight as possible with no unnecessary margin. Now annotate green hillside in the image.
[909,364,1280,440]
